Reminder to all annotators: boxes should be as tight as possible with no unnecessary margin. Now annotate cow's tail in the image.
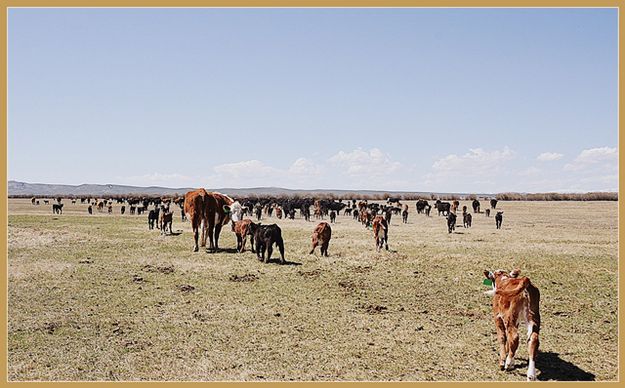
[495,278,530,297]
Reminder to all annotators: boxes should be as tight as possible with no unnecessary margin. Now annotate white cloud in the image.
[517,166,541,177]
[288,158,322,176]
[537,152,563,161]
[213,160,279,179]
[328,148,402,176]
[564,147,618,171]
[431,147,515,174]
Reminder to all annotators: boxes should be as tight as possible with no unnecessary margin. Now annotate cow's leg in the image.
[214,223,223,251]
[277,238,285,264]
[384,234,389,250]
[527,325,539,381]
[310,237,318,254]
[250,234,256,253]
[322,241,329,257]
[192,226,199,252]
[505,324,520,371]
[265,241,273,263]
[207,225,215,252]
[200,219,207,247]
[236,235,242,252]
[240,235,247,253]
[495,318,508,370]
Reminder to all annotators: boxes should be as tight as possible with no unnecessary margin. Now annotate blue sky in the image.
[8,8,618,192]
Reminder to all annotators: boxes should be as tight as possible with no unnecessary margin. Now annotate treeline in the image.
[10,191,618,201]
[495,192,618,201]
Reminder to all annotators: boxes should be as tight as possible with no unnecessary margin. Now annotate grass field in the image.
[7,198,618,381]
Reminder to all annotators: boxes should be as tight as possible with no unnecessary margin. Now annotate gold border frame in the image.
[1,4,621,386]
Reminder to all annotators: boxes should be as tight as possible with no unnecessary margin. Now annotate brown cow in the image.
[310,222,331,256]
[372,215,388,251]
[232,219,255,253]
[484,269,540,381]
[184,188,209,252]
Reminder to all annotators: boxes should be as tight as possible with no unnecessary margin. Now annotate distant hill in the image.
[7,180,489,198]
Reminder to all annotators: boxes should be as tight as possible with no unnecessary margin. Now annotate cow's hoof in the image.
[499,365,505,371]
[193,247,199,252]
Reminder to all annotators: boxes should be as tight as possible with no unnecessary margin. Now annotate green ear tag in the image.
[483,278,493,286]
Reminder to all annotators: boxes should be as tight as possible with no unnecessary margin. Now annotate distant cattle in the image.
[485,209,491,217]
[483,269,540,381]
[108,205,113,214]
[52,203,63,214]
[44,200,49,205]
[344,208,353,216]
[491,199,498,209]
[424,204,431,217]
[88,205,92,214]
[130,206,136,215]
[121,205,126,215]
[472,199,481,213]
[495,211,504,229]
[329,210,336,223]
[451,200,460,214]
[233,219,256,253]
[251,223,285,264]
[36,200,40,205]
[352,209,359,221]
[402,209,408,224]
[463,212,472,228]
[310,222,332,256]
[372,215,388,251]
[31,197,36,205]
[416,199,429,214]
[446,213,457,233]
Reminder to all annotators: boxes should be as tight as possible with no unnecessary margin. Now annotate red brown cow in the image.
[184,188,209,252]
[310,222,332,256]
[484,269,541,381]
[372,215,388,251]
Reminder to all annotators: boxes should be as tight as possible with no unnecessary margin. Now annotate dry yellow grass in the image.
[7,198,618,381]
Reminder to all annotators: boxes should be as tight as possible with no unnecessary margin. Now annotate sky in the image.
[8,8,618,193]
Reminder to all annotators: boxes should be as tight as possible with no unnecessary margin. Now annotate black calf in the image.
[251,223,285,264]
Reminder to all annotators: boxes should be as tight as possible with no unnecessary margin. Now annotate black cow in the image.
[491,199,498,209]
[353,209,359,220]
[495,211,504,229]
[472,199,480,213]
[52,203,63,214]
[424,204,431,217]
[435,200,451,216]
[485,209,491,217]
[148,208,160,230]
[402,209,408,224]
[446,213,457,233]
[121,205,126,215]
[329,210,336,223]
[416,199,429,214]
[251,223,285,264]
[88,205,93,214]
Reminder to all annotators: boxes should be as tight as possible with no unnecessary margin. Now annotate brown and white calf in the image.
[484,269,541,381]
[232,219,255,253]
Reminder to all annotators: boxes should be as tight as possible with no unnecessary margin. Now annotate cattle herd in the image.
[28,191,543,381]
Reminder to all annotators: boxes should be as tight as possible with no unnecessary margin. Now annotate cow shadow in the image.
[210,248,239,254]
[166,230,183,236]
[535,352,595,381]
[262,258,302,266]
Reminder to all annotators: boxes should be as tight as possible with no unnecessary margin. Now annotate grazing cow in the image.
[484,269,540,381]
[310,222,331,256]
[372,215,388,251]
[495,211,504,229]
[472,199,481,213]
[485,209,491,217]
[233,219,256,253]
[160,210,173,235]
[52,203,63,214]
[329,210,336,223]
[491,199,498,209]
[184,189,208,252]
[446,212,457,233]
[463,212,472,228]
[402,209,408,224]
[251,223,285,264]
[88,205,92,214]
[121,205,126,215]
[148,208,160,230]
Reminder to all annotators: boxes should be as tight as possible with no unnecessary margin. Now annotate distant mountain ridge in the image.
[7,180,489,198]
